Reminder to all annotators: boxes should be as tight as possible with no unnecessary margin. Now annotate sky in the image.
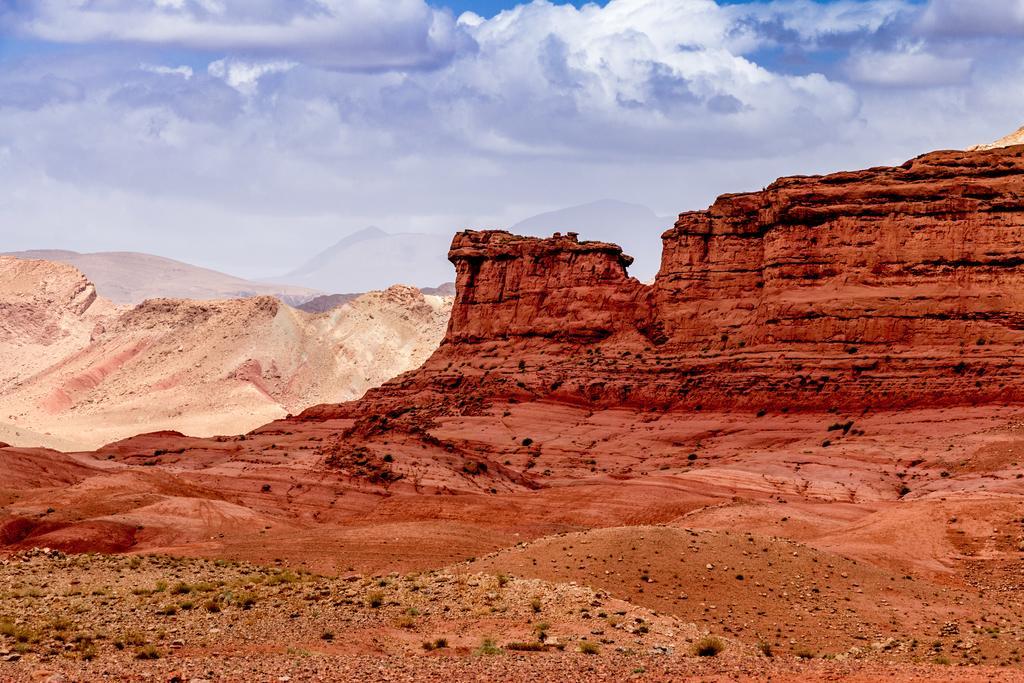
[0,0,1022,278]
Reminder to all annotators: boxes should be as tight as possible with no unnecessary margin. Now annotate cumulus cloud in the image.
[721,0,910,51]
[917,0,1024,37]
[845,43,973,87]
[0,0,1023,279]
[424,0,861,158]
[3,0,466,70]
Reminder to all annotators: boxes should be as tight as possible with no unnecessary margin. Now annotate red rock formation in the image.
[446,230,645,344]
[351,145,1024,415]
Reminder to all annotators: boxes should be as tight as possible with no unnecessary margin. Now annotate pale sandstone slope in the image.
[0,257,122,392]
[969,124,1024,150]
[0,257,451,450]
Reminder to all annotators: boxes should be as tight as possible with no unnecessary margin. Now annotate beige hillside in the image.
[0,257,123,391]
[969,124,1024,151]
[0,256,451,451]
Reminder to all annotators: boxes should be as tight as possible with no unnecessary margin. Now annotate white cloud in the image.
[845,43,973,87]
[8,0,465,71]
[917,0,1024,37]
[208,58,295,94]
[426,0,860,158]
[142,64,194,79]
[720,0,911,52]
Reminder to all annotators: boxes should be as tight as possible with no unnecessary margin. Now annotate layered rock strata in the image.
[340,145,1024,416]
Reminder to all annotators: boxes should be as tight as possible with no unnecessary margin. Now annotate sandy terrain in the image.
[0,257,451,450]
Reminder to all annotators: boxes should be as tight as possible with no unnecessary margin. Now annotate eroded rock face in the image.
[446,230,645,344]
[358,145,1024,414]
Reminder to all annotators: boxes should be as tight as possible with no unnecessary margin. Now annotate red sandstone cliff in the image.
[311,145,1024,419]
[446,230,646,344]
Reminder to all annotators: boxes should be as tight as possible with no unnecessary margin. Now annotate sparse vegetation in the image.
[422,637,449,651]
[135,644,160,660]
[476,638,502,655]
[694,636,724,657]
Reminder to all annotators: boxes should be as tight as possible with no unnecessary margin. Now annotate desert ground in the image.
[3,403,1024,680]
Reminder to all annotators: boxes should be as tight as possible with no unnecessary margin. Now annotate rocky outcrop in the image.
[446,230,645,344]
[355,145,1024,414]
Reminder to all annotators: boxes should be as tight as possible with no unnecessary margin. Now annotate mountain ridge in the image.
[3,249,320,305]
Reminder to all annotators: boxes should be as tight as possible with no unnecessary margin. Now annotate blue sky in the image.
[443,0,847,16]
[0,0,1021,278]
[443,0,608,16]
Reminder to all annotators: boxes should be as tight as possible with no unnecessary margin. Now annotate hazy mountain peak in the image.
[2,249,318,305]
[510,199,670,281]
[280,227,453,293]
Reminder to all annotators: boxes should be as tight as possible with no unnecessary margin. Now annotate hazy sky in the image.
[1,0,1023,277]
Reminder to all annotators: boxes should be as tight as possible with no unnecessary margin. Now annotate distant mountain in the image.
[282,205,668,295]
[295,293,362,314]
[509,200,671,282]
[277,227,454,294]
[2,249,319,305]
[422,282,456,297]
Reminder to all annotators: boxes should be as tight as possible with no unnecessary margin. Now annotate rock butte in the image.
[329,144,1024,419]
